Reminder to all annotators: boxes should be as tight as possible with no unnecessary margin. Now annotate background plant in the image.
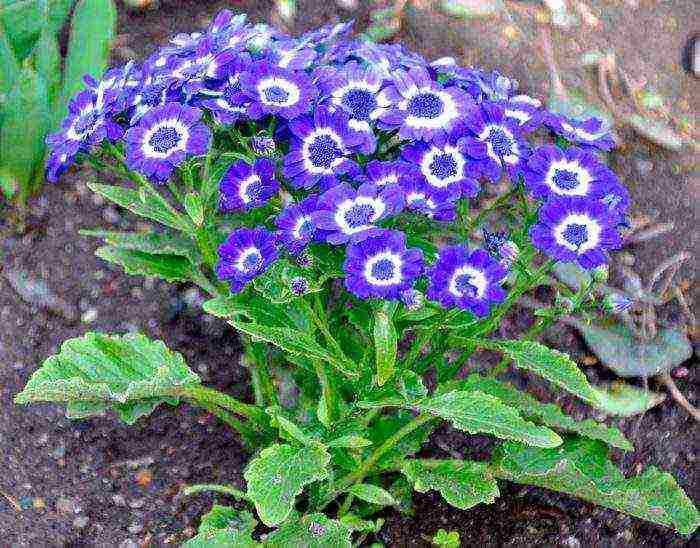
[0,0,116,214]
[13,9,699,545]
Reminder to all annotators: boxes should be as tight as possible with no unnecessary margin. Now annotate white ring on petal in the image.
[292,215,313,239]
[553,213,602,253]
[238,174,262,204]
[141,118,190,159]
[544,159,592,197]
[420,145,465,188]
[334,196,386,235]
[448,265,487,299]
[235,246,262,273]
[401,88,459,130]
[257,77,301,107]
[363,251,403,287]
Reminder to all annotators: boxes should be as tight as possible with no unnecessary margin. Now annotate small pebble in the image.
[129,498,146,509]
[73,516,89,529]
[634,158,654,176]
[128,522,144,535]
[56,497,76,514]
[119,540,138,548]
[82,308,98,324]
[112,494,127,507]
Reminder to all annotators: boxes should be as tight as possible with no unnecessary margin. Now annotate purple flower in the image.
[400,288,424,310]
[544,114,615,152]
[378,67,472,144]
[220,159,279,211]
[268,39,317,70]
[283,107,362,190]
[290,276,310,295]
[238,61,316,120]
[168,38,238,95]
[500,97,542,133]
[343,230,424,301]
[313,183,405,245]
[195,54,251,125]
[426,246,507,317]
[318,62,391,154]
[402,138,480,200]
[83,61,139,117]
[125,61,180,123]
[251,134,276,156]
[482,229,519,268]
[125,103,211,183]
[530,196,623,269]
[216,227,279,293]
[275,194,327,255]
[359,160,419,188]
[524,145,618,201]
[600,182,630,223]
[460,102,530,183]
[400,178,457,222]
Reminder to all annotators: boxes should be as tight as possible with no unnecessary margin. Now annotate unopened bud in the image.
[400,289,424,310]
[252,134,276,156]
[290,276,309,295]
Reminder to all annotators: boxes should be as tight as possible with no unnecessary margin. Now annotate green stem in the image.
[188,397,259,443]
[245,340,278,407]
[182,385,267,426]
[304,295,353,368]
[466,189,515,234]
[195,225,219,271]
[181,483,249,500]
[314,359,336,423]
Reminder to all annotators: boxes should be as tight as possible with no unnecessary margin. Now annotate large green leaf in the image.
[459,374,632,451]
[81,229,201,265]
[252,259,328,304]
[0,66,48,195]
[244,444,331,527]
[264,513,352,547]
[493,438,699,535]
[347,483,397,507]
[14,332,201,424]
[95,246,194,283]
[0,23,19,98]
[58,0,116,122]
[31,25,61,106]
[373,301,397,386]
[419,390,562,448]
[0,0,73,61]
[401,460,499,510]
[183,506,260,548]
[203,295,294,329]
[87,182,192,232]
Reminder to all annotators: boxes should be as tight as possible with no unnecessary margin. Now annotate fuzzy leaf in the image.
[493,438,700,535]
[272,414,317,447]
[95,246,193,282]
[489,340,600,406]
[87,182,192,232]
[347,483,397,507]
[253,259,328,304]
[432,529,461,548]
[401,460,499,510]
[373,301,398,386]
[184,191,204,226]
[419,390,562,448]
[244,444,331,527]
[203,295,294,328]
[32,25,61,107]
[81,229,201,264]
[368,410,434,471]
[183,506,259,548]
[14,332,200,424]
[593,381,666,417]
[0,23,19,96]
[460,374,632,450]
[264,513,352,547]
[327,435,372,448]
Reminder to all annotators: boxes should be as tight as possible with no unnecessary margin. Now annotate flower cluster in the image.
[46,10,629,318]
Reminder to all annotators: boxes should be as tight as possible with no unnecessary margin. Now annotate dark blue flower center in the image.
[222,83,242,103]
[371,258,395,281]
[407,92,444,119]
[454,273,478,297]
[307,134,342,169]
[341,88,377,120]
[487,127,514,157]
[263,85,290,104]
[552,169,580,190]
[344,203,375,228]
[180,62,206,79]
[241,251,263,272]
[74,111,99,135]
[429,153,458,180]
[562,223,588,249]
[297,219,315,238]
[244,179,264,202]
[148,126,182,153]
[142,82,168,106]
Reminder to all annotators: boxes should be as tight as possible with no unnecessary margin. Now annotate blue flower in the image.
[426,246,507,317]
[216,227,278,293]
[275,194,327,256]
[343,229,424,300]
[220,159,280,211]
[358,160,419,188]
[400,178,457,222]
[544,113,616,152]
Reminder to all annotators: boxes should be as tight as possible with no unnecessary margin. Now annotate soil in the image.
[1,1,698,546]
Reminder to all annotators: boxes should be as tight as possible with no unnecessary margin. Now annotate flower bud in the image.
[290,276,309,296]
[592,264,609,283]
[400,289,424,310]
[252,134,276,156]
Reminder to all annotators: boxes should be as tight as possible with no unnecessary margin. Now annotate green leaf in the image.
[184,191,204,227]
[31,25,61,106]
[327,434,372,448]
[253,259,328,304]
[0,0,72,61]
[347,483,397,507]
[244,444,331,527]
[0,66,48,193]
[401,460,499,510]
[419,390,562,448]
[0,23,19,97]
[272,413,317,447]
[203,295,293,329]
[58,0,116,123]
[183,506,260,548]
[227,319,358,379]
[80,229,201,265]
[14,332,201,424]
[459,374,632,451]
[493,438,700,535]
[431,528,460,548]
[87,182,192,232]
[593,381,666,417]
[264,513,352,547]
[367,410,434,472]
[373,301,398,386]
[488,340,600,407]
[95,246,193,282]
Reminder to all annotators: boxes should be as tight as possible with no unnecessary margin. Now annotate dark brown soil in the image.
[1,1,697,546]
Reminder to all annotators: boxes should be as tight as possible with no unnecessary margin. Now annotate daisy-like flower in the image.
[482,229,519,269]
[402,137,480,200]
[358,160,419,188]
[400,178,457,222]
[125,58,180,123]
[313,183,405,245]
[216,227,279,293]
[196,54,251,125]
[378,66,472,144]
[500,97,542,133]
[83,61,139,117]
[343,229,424,300]
[238,61,316,120]
[275,194,327,255]
[600,182,630,224]
[168,38,238,96]
[530,196,623,269]
[268,39,317,70]
[524,145,618,201]
[426,246,507,317]
[460,102,530,183]
[251,134,276,156]
[220,159,279,211]
[318,62,391,154]
[283,107,362,190]
[125,103,211,183]
[544,114,616,152]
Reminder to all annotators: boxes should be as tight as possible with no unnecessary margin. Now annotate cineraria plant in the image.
[15,10,699,545]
